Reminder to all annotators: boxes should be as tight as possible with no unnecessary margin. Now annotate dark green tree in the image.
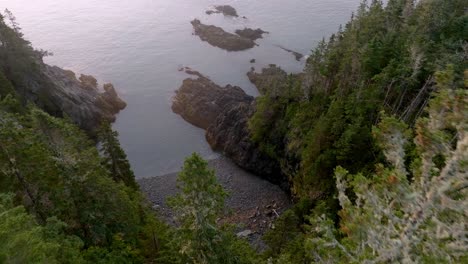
[98,122,138,189]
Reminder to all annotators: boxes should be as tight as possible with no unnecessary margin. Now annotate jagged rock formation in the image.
[172,70,253,129]
[206,5,239,17]
[40,65,126,133]
[191,19,257,51]
[172,69,286,187]
[235,28,268,41]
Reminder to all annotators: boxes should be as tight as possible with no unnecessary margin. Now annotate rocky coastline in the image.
[41,64,126,133]
[138,156,291,248]
[172,68,288,188]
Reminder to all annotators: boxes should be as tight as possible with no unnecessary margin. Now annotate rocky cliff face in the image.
[34,64,126,134]
[172,74,253,129]
[172,69,287,187]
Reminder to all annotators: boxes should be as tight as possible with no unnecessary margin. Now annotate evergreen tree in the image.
[98,122,138,189]
[0,193,84,264]
[169,153,257,264]
[304,84,467,262]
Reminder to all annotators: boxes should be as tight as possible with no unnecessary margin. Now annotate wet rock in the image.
[235,28,268,41]
[191,19,256,51]
[206,5,239,17]
[276,45,304,61]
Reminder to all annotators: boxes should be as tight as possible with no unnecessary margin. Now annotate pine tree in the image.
[98,122,138,189]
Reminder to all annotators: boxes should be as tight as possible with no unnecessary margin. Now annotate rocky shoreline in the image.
[173,68,287,187]
[138,156,291,248]
[37,64,126,134]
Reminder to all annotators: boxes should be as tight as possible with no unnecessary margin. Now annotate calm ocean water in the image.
[0,0,360,178]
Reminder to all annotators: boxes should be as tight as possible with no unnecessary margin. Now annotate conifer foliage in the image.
[305,84,467,262]
[98,122,138,189]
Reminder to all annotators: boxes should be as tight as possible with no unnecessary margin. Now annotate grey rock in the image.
[40,65,126,133]
[276,45,304,61]
[236,230,253,238]
[191,19,256,51]
[172,69,287,187]
[172,71,253,129]
[206,5,239,17]
[235,28,268,41]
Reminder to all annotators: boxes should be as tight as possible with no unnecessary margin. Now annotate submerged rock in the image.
[206,5,239,17]
[172,70,287,187]
[191,19,256,51]
[235,28,268,41]
[276,45,304,61]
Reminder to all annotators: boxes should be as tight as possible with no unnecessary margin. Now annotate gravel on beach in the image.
[138,156,292,249]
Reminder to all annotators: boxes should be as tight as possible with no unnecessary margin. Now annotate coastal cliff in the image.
[172,69,287,187]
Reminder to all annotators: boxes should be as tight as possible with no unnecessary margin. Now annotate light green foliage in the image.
[304,86,467,263]
[169,153,258,264]
[0,193,84,264]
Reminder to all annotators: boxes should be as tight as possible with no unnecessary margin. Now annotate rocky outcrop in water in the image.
[41,65,126,133]
[172,70,253,129]
[191,19,256,51]
[276,45,304,61]
[206,5,239,17]
[235,28,268,41]
[172,69,287,187]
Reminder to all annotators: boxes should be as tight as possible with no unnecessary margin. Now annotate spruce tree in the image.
[168,153,257,264]
[98,122,138,189]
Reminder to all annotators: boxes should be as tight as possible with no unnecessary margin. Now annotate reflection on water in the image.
[0,0,361,177]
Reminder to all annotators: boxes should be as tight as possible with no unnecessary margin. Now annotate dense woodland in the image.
[0,0,466,263]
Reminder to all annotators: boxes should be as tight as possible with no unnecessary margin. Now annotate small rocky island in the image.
[235,28,268,41]
[191,19,267,51]
[172,68,287,187]
[206,5,239,17]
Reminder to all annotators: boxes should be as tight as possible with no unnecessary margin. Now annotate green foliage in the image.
[0,96,174,262]
[0,193,84,264]
[277,86,467,263]
[169,153,258,264]
[248,0,467,202]
[98,122,138,189]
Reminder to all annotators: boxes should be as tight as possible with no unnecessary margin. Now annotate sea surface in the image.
[0,0,361,178]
